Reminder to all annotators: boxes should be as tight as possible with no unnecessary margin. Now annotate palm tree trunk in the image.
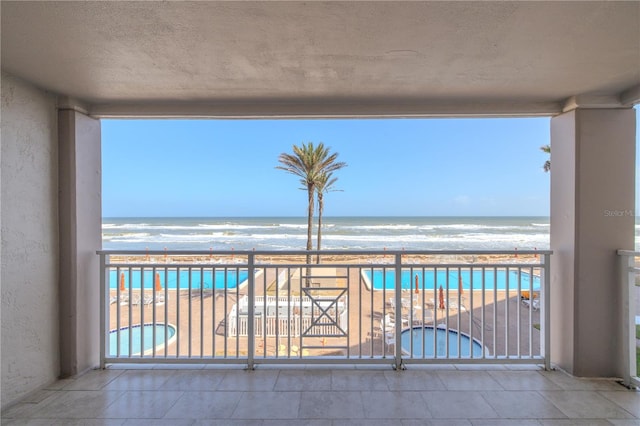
[317,194,323,264]
[316,193,324,264]
[306,184,314,269]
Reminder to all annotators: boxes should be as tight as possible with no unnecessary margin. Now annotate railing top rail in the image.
[617,249,640,256]
[97,249,552,256]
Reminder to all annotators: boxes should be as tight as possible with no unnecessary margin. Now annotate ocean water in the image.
[102,216,553,252]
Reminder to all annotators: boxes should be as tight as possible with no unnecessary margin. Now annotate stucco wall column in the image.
[550,108,636,377]
[1,73,60,407]
[58,109,101,376]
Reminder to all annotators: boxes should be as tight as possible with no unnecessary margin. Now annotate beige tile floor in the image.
[2,365,639,425]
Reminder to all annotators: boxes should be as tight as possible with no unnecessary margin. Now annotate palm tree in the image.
[276,142,346,264]
[541,145,550,172]
[315,172,342,263]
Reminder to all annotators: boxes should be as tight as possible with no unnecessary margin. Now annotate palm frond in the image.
[540,144,551,172]
[277,141,347,258]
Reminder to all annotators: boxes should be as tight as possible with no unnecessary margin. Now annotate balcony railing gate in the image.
[99,250,551,370]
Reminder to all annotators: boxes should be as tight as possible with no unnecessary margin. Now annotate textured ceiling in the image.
[2,1,639,116]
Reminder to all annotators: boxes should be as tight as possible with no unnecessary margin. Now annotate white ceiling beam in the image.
[57,96,90,115]
[562,94,626,113]
[89,99,563,119]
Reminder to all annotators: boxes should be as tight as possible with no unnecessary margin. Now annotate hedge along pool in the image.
[109,269,251,290]
[362,268,541,291]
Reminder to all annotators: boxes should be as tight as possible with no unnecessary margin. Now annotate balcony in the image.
[3,248,637,423]
[99,250,551,370]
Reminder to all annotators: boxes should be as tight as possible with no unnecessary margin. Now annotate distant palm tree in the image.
[315,172,342,263]
[276,142,346,264]
[541,145,551,172]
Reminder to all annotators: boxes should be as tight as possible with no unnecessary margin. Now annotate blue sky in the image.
[101,112,637,218]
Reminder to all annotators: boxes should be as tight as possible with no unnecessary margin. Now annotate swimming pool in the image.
[401,326,484,358]
[363,269,540,291]
[109,269,250,290]
[109,323,177,356]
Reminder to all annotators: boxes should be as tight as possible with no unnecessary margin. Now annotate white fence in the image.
[228,295,348,337]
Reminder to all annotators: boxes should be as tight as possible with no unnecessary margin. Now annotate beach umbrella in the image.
[438,285,445,310]
[120,273,125,291]
[415,275,419,294]
[155,273,162,291]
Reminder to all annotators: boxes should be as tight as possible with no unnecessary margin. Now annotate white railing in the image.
[98,249,551,370]
[617,250,639,388]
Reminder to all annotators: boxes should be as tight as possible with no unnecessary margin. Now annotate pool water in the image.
[401,326,484,358]
[109,269,249,290]
[365,269,540,291]
[109,323,176,356]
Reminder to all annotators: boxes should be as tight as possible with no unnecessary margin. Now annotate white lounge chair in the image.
[384,313,408,329]
[381,314,395,332]
[401,298,411,310]
[429,298,466,312]
[377,318,396,353]
[143,292,165,306]
[522,297,540,311]
[448,299,466,312]
[384,331,395,353]
[119,294,136,306]
[424,308,435,323]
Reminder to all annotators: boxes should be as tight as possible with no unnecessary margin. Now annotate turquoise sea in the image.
[102,216,553,251]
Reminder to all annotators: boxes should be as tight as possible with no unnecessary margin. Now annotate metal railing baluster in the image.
[481,266,486,360]
[445,266,450,359]
[394,254,402,370]
[140,267,145,358]
[433,267,438,360]
[469,266,474,359]
[188,266,193,357]
[543,253,551,371]
[152,266,157,358]
[247,254,255,369]
[505,266,510,359]
[100,256,108,368]
[517,267,521,359]
[528,266,533,359]
[493,267,497,359]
